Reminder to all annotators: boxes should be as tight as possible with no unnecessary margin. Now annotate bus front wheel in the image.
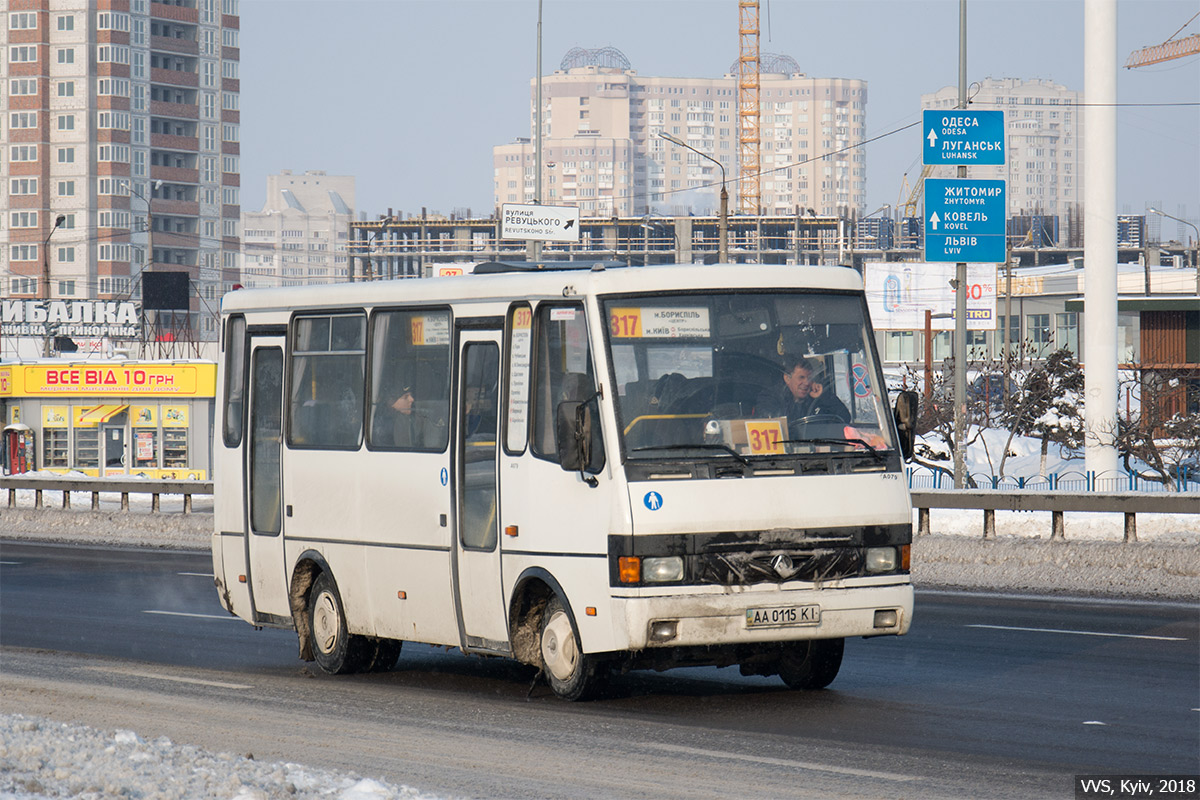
[778,638,844,690]
[539,596,603,701]
[308,572,371,675]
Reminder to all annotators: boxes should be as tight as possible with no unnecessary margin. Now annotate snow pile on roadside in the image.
[912,534,1199,600]
[0,714,441,800]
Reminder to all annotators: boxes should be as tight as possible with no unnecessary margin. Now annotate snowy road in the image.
[1,542,1197,799]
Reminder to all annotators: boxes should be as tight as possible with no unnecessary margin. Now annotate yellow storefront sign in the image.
[6,362,216,397]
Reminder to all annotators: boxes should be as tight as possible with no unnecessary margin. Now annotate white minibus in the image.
[212,263,919,700]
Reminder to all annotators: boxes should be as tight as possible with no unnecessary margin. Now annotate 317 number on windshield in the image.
[745,420,784,455]
[609,308,643,338]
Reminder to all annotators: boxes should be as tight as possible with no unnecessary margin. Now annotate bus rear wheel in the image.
[778,638,844,690]
[539,596,603,701]
[308,572,371,675]
[365,638,402,672]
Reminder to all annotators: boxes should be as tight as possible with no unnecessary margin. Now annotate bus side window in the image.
[288,313,366,449]
[531,302,602,468]
[367,308,451,451]
[222,315,246,447]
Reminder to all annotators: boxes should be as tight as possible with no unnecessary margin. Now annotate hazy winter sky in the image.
[239,0,1199,230]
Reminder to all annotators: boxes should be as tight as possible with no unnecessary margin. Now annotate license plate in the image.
[745,604,821,628]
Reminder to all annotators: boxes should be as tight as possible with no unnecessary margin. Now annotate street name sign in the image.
[500,203,581,242]
[923,109,1005,166]
[924,178,1006,263]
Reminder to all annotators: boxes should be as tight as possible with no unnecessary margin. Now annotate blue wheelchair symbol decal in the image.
[643,491,663,511]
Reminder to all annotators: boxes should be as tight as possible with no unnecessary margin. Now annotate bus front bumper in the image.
[614,581,913,650]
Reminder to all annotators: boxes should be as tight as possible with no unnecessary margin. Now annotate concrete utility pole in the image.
[1083,0,1119,476]
[530,0,544,264]
[952,0,968,489]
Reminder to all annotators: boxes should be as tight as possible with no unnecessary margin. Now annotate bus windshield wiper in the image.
[781,437,886,464]
[631,443,750,466]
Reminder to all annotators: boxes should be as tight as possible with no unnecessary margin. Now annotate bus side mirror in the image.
[555,400,604,484]
[893,390,919,462]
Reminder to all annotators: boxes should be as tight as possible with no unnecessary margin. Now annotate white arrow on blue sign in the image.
[924,178,1007,263]
[923,109,1005,166]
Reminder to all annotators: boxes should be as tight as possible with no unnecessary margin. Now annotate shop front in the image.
[0,361,215,478]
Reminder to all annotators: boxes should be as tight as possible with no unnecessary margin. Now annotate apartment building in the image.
[240,170,355,287]
[2,0,240,343]
[493,49,867,218]
[923,78,1083,226]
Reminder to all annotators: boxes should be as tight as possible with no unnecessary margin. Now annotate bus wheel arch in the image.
[509,567,605,700]
[508,569,561,666]
[289,551,330,662]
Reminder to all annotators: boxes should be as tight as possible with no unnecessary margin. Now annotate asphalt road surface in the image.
[1,541,1197,799]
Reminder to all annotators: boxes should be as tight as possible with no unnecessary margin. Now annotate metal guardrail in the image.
[1,476,213,514]
[2,477,1195,540]
[911,489,1200,542]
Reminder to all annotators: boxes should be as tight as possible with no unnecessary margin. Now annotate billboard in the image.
[863,262,997,331]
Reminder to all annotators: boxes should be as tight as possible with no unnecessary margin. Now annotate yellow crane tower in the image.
[1125,13,1200,67]
[897,164,933,220]
[738,0,761,215]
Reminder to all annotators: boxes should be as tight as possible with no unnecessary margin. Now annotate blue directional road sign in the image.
[924,178,1006,263]
[923,110,1005,166]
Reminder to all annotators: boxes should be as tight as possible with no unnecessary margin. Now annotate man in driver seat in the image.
[759,355,850,426]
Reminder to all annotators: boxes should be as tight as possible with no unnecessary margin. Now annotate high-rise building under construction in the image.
[493,47,867,219]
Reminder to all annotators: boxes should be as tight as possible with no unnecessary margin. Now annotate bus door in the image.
[454,328,509,651]
[245,335,289,621]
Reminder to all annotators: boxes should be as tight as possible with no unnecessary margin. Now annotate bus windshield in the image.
[602,291,896,460]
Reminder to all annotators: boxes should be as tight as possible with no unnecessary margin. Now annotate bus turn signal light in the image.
[618,556,641,583]
[900,544,911,571]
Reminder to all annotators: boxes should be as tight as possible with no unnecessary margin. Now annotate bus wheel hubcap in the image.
[313,592,339,654]
[541,611,578,682]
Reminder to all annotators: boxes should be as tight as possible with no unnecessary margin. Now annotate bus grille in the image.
[697,547,863,586]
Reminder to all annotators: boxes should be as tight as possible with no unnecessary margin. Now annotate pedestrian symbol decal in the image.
[643,491,663,511]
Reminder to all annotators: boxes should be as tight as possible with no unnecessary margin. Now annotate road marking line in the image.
[143,609,236,621]
[87,666,250,690]
[178,572,214,577]
[638,741,917,782]
[967,624,1187,641]
[0,561,21,565]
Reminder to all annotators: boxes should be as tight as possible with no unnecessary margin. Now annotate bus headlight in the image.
[642,556,684,582]
[865,547,898,573]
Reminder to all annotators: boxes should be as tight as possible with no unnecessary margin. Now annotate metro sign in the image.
[924,178,1007,263]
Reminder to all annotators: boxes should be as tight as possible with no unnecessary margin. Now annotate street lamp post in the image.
[659,132,728,263]
[123,180,161,272]
[40,213,67,356]
[124,180,161,354]
[1147,207,1200,294]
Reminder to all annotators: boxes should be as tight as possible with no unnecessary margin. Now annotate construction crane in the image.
[1125,12,1200,68]
[737,0,761,215]
[897,164,934,220]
